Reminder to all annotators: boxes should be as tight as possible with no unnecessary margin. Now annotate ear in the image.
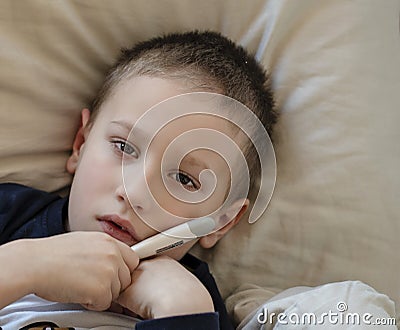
[198,199,250,249]
[66,108,91,174]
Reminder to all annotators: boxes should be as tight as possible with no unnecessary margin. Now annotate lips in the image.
[97,215,139,246]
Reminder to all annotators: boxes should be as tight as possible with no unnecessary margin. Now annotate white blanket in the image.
[0,294,138,330]
[228,281,397,329]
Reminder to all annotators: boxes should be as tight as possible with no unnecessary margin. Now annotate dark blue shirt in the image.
[0,183,234,330]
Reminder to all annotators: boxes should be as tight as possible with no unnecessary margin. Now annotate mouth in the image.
[97,215,140,246]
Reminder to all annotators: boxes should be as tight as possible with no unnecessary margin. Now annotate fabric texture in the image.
[0,183,67,244]
[0,0,399,325]
[233,281,397,329]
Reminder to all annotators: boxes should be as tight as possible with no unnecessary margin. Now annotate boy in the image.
[0,31,276,329]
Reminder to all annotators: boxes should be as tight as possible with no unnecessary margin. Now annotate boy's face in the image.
[67,76,248,259]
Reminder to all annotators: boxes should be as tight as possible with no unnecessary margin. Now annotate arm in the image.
[0,184,139,310]
[0,232,139,310]
[116,256,235,329]
[0,240,32,309]
[181,253,234,329]
[116,256,214,319]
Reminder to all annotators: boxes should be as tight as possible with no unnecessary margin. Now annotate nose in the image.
[117,161,159,213]
[115,174,150,213]
[115,182,143,213]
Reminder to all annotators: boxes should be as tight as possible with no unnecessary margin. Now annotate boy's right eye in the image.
[111,139,139,158]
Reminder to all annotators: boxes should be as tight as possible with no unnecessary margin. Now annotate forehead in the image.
[97,76,243,140]
[101,76,188,119]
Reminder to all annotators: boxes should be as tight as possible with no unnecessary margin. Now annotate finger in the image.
[118,263,132,293]
[116,240,140,273]
[110,275,122,302]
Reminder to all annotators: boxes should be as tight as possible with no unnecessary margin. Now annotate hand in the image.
[21,232,139,311]
[116,256,214,319]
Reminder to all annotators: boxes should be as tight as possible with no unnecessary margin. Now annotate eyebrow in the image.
[110,120,134,133]
[110,120,147,140]
[111,119,209,169]
[181,153,209,170]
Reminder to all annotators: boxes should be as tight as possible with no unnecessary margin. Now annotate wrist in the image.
[0,239,37,307]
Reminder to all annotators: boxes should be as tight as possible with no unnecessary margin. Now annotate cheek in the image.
[68,142,120,226]
[156,185,227,221]
[74,147,114,192]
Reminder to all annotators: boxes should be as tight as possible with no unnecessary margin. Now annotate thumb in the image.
[116,240,140,273]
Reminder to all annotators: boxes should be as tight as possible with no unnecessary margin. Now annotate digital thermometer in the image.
[131,217,215,259]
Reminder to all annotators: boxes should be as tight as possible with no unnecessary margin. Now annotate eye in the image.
[111,139,138,158]
[172,172,200,191]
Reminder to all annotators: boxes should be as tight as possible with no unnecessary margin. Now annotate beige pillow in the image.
[1,0,399,322]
